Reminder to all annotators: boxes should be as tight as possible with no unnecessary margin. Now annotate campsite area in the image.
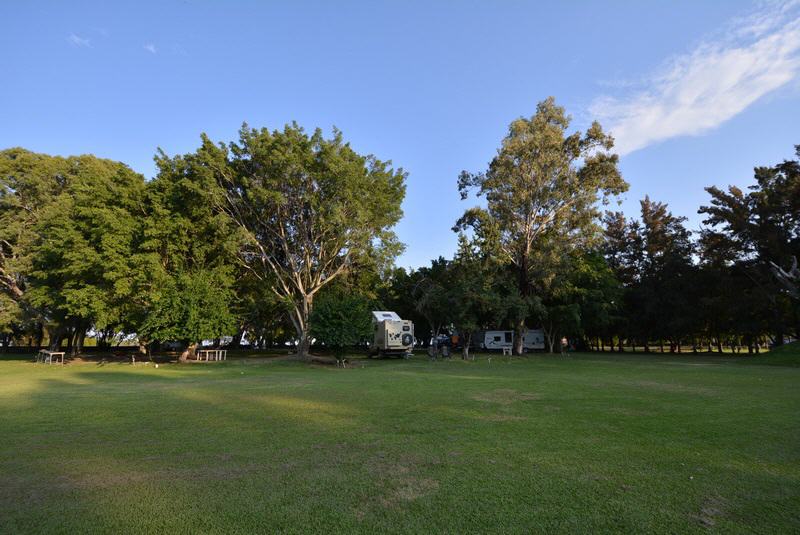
[2,347,798,534]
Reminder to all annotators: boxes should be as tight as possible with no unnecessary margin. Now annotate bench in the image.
[36,349,65,365]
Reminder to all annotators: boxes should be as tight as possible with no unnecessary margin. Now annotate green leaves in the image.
[309,288,372,355]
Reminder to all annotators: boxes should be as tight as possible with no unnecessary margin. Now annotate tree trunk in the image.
[179,342,198,362]
[138,339,149,357]
[545,330,556,354]
[72,327,86,357]
[34,323,44,349]
[290,294,314,360]
[514,319,525,356]
[462,332,472,360]
[48,325,64,351]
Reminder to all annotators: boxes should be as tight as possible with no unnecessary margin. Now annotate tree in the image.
[137,269,237,357]
[412,257,454,348]
[572,251,623,352]
[0,148,73,348]
[178,124,406,360]
[309,288,373,361]
[1,149,146,355]
[456,97,627,353]
[448,235,510,359]
[699,145,800,345]
[604,198,695,353]
[141,148,243,361]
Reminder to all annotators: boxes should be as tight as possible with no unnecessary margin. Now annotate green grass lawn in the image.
[1,349,799,534]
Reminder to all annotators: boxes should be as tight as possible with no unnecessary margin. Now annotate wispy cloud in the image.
[143,43,157,54]
[67,33,91,48]
[590,0,800,156]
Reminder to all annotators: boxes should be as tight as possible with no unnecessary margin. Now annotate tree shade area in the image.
[1,349,799,532]
[0,99,798,357]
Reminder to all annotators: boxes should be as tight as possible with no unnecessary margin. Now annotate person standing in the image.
[560,337,568,356]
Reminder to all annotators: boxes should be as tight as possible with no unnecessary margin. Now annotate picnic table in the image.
[36,349,65,365]
[196,349,227,362]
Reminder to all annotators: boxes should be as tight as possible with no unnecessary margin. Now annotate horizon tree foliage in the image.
[181,123,406,360]
[455,97,627,354]
[0,132,797,358]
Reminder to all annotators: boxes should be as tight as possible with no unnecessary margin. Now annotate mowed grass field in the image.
[1,348,799,534]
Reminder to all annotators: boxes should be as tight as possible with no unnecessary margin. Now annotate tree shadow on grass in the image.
[0,365,450,534]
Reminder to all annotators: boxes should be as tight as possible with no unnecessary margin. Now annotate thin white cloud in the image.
[590,0,800,156]
[67,33,91,48]
[144,43,157,54]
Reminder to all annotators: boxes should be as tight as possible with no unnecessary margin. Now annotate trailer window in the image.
[493,336,501,342]
[402,326,410,331]
[505,332,512,343]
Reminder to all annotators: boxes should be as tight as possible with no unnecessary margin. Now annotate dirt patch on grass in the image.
[631,381,715,396]
[475,413,527,422]
[472,389,540,404]
[608,407,655,417]
[692,495,727,528]
[360,453,441,512]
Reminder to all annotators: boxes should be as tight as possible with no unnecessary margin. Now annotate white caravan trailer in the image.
[474,329,546,351]
[370,311,414,357]
[522,329,546,350]
[475,330,514,350]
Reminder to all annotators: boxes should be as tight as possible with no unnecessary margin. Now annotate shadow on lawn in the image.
[0,366,433,533]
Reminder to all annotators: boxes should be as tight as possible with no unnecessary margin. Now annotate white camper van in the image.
[370,311,414,357]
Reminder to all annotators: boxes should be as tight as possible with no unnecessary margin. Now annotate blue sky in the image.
[2,1,799,268]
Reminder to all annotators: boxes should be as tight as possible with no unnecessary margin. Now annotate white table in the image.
[36,350,65,365]
[196,349,227,361]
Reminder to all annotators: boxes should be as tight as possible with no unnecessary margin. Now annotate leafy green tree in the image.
[699,146,800,344]
[171,124,406,360]
[309,288,373,360]
[456,97,627,354]
[412,257,454,346]
[448,235,510,359]
[141,149,243,360]
[572,251,623,352]
[1,149,146,354]
[0,148,74,347]
[137,269,237,356]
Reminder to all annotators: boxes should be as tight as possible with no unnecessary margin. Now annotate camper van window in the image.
[402,326,410,331]
[382,314,392,318]
[493,336,501,342]
[505,332,512,343]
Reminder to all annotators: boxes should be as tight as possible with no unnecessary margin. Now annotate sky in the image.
[2,0,799,269]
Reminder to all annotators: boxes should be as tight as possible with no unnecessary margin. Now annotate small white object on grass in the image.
[155,364,159,368]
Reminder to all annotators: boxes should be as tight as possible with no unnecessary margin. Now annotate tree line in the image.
[1,98,798,359]
[382,99,799,356]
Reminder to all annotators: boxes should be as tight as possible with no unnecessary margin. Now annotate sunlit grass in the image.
[1,348,798,533]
